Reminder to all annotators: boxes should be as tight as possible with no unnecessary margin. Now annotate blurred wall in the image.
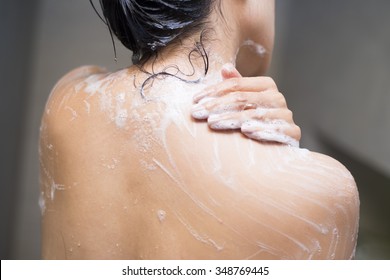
[271,0,390,259]
[273,0,390,175]
[1,0,389,259]
[0,0,38,259]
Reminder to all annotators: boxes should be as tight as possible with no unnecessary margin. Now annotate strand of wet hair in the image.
[89,0,118,61]
[139,30,209,98]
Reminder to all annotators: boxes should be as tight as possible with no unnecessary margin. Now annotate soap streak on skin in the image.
[207,194,222,207]
[234,203,312,258]
[308,240,322,260]
[333,203,354,257]
[327,228,340,259]
[211,135,241,190]
[233,133,250,166]
[50,181,65,201]
[212,134,222,172]
[248,139,256,167]
[240,148,346,258]
[39,151,67,204]
[83,100,91,114]
[247,241,283,260]
[236,209,298,259]
[50,91,69,115]
[174,211,225,251]
[152,158,182,186]
[64,106,78,121]
[152,158,223,224]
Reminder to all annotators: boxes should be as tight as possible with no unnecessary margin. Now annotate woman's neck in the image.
[138,5,243,85]
[140,34,237,82]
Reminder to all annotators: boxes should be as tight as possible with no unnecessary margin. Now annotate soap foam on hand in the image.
[242,120,300,148]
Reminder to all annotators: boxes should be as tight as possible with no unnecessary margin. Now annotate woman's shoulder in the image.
[42,65,108,125]
[277,147,358,196]
[250,147,359,259]
[277,147,359,224]
[240,143,359,213]
[42,65,137,136]
[53,65,108,87]
[39,65,142,170]
[306,150,357,191]
[39,66,144,259]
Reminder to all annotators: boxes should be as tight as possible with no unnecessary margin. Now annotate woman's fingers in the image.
[221,63,242,79]
[207,108,293,129]
[206,108,301,145]
[241,120,301,147]
[191,90,288,120]
[241,111,301,143]
[193,76,278,103]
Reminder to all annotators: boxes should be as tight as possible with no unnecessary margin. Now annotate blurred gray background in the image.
[1,0,389,259]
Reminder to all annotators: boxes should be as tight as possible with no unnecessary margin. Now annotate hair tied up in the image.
[92,0,215,64]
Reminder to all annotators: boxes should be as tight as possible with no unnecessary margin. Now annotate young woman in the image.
[40,0,359,259]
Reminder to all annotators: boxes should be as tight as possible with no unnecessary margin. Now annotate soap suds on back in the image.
[157,210,167,222]
[43,65,357,259]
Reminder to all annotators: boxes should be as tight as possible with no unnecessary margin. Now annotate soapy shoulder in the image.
[292,150,359,258]
[42,65,107,127]
[285,148,359,203]
[40,66,128,160]
[40,65,151,166]
[41,66,137,138]
[310,151,357,191]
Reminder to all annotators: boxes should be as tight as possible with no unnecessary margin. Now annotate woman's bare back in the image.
[40,66,359,259]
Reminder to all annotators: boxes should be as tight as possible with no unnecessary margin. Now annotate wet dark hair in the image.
[90,0,217,97]
[91,0,215,65]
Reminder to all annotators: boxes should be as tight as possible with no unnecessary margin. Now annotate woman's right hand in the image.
[191,63,301,147]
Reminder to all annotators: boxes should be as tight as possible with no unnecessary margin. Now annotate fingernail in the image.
[193,90,213,103]
[191,105,209,119]
[222,63,235,72]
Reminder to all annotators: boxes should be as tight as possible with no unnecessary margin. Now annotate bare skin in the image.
[40,0,359,259]
[40,65,358,259]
